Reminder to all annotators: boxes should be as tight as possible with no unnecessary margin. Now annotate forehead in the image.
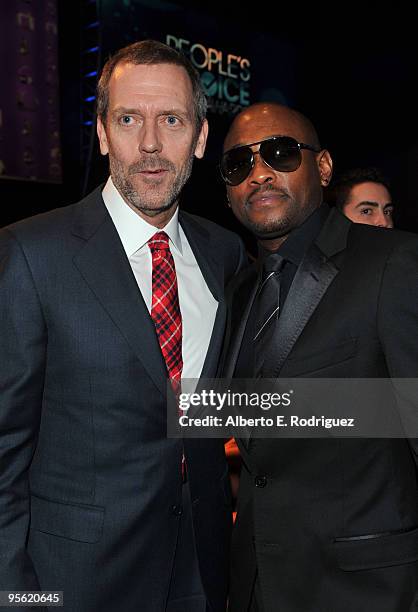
[348,182,391,204]
[108,62,193,111]
[225,106,307,150]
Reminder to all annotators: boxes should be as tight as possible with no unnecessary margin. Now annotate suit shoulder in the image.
[347,223,418,254]
[1,187,103,246]
[180,211,248,281]
[3,201,80,241]
[181,210,242,245]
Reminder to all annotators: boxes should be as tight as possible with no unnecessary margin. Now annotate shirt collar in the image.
[102,177,183,257]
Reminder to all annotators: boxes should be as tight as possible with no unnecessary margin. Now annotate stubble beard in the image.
[110,151,195,218]
[239,185,319,240]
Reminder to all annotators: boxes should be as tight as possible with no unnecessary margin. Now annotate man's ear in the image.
[317,149,333,186]
[97,115,109,156]
[194,119,209,159]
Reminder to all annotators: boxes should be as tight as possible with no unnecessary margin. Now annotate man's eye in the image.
[360,208,372,215]
[120,116,134,125]
[166,116,179,126]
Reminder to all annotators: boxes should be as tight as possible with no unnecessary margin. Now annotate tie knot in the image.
[148,231,170,254]
[262,253,285,277]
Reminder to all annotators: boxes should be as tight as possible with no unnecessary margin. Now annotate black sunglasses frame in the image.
[220,135,322,186]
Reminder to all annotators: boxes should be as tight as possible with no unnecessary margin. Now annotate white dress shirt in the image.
[102,177,218,380]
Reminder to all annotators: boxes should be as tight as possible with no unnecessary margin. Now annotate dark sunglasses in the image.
[220,135,322,186]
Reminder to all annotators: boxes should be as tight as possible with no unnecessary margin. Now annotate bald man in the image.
[220,103,418,612]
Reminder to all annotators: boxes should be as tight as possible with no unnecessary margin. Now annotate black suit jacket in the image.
[223,208,418,612]
[0,187,246,612]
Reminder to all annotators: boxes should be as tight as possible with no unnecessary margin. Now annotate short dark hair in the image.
[97,39,207,132]
[328,167,391,210]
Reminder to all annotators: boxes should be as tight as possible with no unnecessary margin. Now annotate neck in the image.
[257,234,289,252]
[125,199,179,229]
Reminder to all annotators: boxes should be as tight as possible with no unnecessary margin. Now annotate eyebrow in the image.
[111,106,193,120]
[354,200,393,209]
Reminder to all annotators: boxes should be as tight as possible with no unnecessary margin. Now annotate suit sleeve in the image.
[377,236,418,464]
[0,228,46,593]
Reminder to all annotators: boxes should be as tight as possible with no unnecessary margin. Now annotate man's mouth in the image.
[248,191,288,206]
[139,169,167,175]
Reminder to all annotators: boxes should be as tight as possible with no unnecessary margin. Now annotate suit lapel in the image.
[261,244,338,378]
[179,212,226,379]
[241,209,350,448]
[179,212,223,303]
[72,189,168,397]
[262,208,351,378]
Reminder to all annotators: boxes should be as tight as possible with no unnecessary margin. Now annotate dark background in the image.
[1,0,417,252]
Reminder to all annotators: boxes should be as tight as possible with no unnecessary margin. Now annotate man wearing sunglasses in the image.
[220,102,418,612]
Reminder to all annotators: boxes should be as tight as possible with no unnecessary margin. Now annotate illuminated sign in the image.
[166,36,250,115]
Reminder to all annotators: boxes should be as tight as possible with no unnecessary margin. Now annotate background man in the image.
[220,102,418,612]
[0,40,245,612]
[328,166,394,227]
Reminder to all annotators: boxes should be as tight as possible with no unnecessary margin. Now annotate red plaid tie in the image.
[148,232,183,395]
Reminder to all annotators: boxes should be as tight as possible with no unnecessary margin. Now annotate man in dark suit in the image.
[220,102,418,611]
[0,40,245,612]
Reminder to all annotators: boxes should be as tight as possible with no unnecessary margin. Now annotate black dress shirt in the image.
[234,205,330,378]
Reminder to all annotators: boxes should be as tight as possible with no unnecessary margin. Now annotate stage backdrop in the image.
[0,0,61,184]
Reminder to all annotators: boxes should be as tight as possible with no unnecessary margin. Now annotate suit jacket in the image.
[223,208,418,612]
[0,186,246,612]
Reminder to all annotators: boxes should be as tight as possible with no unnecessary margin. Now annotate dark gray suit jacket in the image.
[223,208,418,612]
[0,187,246,612]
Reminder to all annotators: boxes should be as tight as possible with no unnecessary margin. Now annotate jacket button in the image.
[171,505,183,516]
[254,476,267,488]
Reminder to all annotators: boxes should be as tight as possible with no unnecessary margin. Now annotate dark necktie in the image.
[254,253,285,375]
[148,232,183,394]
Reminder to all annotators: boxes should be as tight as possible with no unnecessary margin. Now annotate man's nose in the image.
[249,151,276,185]
[374,210,391,228]
[139,122,162,154]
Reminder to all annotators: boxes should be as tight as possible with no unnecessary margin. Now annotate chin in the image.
[246,214,289,237]
[253,227,289,241]
[133,199,176,216]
